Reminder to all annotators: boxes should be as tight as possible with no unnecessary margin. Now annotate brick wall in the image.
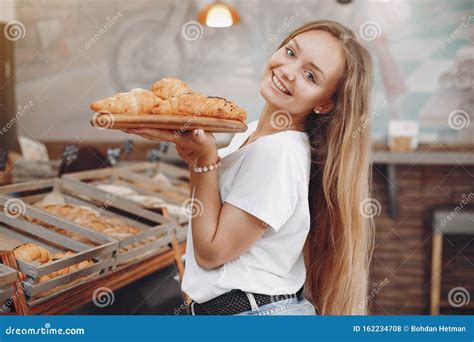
[370,163,474,315]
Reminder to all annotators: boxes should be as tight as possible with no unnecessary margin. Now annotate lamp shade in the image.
[198,2,240,28]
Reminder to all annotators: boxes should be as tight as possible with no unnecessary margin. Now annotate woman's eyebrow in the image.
[291,38,327,81]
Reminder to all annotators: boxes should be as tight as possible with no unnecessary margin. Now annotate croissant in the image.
[151,94,246,122]
[90,88,160,114]
[41,204,140,237]
[151,77,193,99]
[14,243,50,263]
[13,242,93,283]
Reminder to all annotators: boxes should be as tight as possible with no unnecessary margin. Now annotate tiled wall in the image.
[10,0,474,144]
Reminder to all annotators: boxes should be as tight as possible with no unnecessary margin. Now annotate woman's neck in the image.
[254,103,307,136]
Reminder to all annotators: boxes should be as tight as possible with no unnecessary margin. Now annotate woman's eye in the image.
[285,47,295,57]
[305,71,316,83]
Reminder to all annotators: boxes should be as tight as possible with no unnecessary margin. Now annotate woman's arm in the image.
[127,128,268,269]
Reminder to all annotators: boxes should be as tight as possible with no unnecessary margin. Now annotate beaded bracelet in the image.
[191,157,223,173]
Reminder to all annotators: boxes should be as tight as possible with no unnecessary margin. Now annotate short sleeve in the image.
[223,139,301,232]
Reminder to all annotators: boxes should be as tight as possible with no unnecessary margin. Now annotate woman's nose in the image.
[280,64,296,82]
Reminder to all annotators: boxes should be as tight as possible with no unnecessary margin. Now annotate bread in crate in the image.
[13,243,92,283]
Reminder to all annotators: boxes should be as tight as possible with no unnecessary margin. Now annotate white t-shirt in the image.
[181,120,312,303]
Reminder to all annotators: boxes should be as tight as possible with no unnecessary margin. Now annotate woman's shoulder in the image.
[255,130,310,156]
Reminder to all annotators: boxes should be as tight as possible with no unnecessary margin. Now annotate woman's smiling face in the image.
[260,29,345,115]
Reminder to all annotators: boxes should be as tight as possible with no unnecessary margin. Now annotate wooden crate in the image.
[64,166,189,243]
[119,162,190,241]
[119,161,190,204]
[0,264,16,305]
[0,220,115,306]
[59,176,177,265]
[0,178,175,269]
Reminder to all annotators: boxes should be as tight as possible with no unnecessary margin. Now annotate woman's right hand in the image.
[176,145,199,167]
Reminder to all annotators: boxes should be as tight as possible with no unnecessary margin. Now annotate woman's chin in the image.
[260,84,282,107]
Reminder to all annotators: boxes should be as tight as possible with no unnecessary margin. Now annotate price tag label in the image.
[107,147,121,166]
[121,139,134,155]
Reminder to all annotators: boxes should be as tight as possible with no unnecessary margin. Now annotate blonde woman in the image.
[127,20,375,315]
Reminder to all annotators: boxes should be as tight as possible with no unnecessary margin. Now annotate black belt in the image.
[189,286,305,315]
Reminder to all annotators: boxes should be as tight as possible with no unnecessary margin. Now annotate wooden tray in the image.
[64,166,188,213]
[0,178,174,269]
[59,176,177,265]
[118,162,190,242]
[118,162,189,205]
[0,264,16,306]
[0,221,116,303]
[90,113,247,133]
[63,168,188,244]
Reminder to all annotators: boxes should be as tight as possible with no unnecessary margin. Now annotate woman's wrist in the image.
[191,153,221,173]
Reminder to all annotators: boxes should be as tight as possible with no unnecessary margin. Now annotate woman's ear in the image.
[313,100,335,115]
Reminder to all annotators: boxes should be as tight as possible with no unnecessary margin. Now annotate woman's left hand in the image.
[124,128,218,166]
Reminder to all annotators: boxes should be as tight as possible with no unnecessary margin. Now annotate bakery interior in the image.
[0,0,472,315]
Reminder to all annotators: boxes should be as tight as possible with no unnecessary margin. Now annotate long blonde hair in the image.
[278,20,375,315]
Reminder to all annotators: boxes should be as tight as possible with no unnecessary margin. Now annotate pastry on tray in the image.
[90,88,160,115]
[13,243,93,283]
[13,243,50,263]
[90,77,247,122]
[39,204,141,238]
